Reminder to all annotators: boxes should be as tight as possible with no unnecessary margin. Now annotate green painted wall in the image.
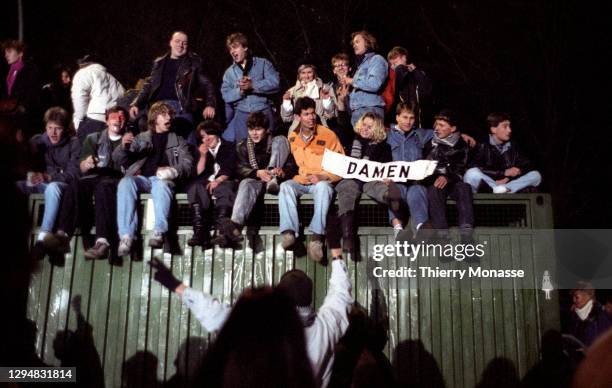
[26,193,558,387]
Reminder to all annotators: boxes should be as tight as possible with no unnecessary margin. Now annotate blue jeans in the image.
[17,181,68,233]
[388,183,428,230]
[279,180,334,236]
[117,176,174,238]
[350,106,384,127]
[464,167,542,193]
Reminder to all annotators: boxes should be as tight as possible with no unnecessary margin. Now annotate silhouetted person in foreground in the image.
[149,254,353,387]
[198,287,315,388]
[53,295,104,388]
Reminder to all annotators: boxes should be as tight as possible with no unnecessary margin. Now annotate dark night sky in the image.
[1,0,610,227]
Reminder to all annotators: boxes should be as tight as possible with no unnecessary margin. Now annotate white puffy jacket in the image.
[71,63,125,130]
[181,259,353,388]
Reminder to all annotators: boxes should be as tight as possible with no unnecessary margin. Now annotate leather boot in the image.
[188,204,211,247]
[340,211,355,254]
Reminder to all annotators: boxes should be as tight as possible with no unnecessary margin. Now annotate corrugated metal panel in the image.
[26,193,558,387]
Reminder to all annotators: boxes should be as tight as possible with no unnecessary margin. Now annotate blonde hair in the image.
[354,112,386,143]
[297,63,317,78]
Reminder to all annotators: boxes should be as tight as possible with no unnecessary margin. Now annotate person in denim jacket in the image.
[387,103,475,239]
[386,103,430,239]
[220,32,280,143]
[344,31,388,126]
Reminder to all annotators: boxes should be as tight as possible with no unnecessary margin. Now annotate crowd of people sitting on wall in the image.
[4,30,612,388]
[2,31,543,263]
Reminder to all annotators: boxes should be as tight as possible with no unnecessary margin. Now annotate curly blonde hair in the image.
[354,112,386,143]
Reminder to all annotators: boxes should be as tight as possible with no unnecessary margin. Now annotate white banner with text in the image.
[321,149,437,182]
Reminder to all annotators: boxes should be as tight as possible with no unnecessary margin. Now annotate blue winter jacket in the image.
[220,57,280,113]
[386,125,433,162]
[349,52,388,111]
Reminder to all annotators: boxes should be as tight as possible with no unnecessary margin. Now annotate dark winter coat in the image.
[423,136,469,184]
[30,133,81,183]
[470,137,535,180]
[131,52,216,114]
[568,302,612,348]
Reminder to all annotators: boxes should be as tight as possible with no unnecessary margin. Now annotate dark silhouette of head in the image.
[276,269,313,308]
[199,287,315,388]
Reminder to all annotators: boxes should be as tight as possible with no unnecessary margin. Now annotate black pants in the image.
[77,117,107,144]
[427,181,474,230]
[57,175,120,243]
[185,177,237,217]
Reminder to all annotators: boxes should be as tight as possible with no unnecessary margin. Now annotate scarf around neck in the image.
[247,135,272,169]
[575,299,594,321]
[432,131,461,147]
[7,59,25,96]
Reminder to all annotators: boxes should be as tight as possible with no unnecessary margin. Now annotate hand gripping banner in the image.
[322,149,438,182]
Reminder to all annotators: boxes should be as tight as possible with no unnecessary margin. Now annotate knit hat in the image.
[276,270,313,307]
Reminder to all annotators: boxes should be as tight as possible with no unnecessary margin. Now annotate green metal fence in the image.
[26,193,558,387]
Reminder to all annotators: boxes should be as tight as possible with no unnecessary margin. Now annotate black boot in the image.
[188,204,211,248]
[214,217,243,247]
[341,211,355,254]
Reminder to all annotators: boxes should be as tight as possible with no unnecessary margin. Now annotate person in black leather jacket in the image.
[129,31,217,137]
[464,112,542,194]
[423,110,473,238]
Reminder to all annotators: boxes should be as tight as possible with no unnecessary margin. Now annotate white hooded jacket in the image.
[71,63,125,129]
[181,259,353,388]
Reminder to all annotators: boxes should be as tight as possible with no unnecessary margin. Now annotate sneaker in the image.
[266,177,280,195]
[393,226,403,240]
[281,231,296,251]
[148,231,164,249]
[386,182,402,212]
[84,240,110,260]
[308,235,325,262]
[43,231,70,255]
[412,221,433,241]
[493,185,510,194]
[118,236,133,256]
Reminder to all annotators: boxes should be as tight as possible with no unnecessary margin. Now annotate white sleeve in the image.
[182,287,231,333]
[315,259,354,345]
[71,70,91,130]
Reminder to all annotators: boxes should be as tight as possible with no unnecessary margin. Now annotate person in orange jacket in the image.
[278,96,345,262]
